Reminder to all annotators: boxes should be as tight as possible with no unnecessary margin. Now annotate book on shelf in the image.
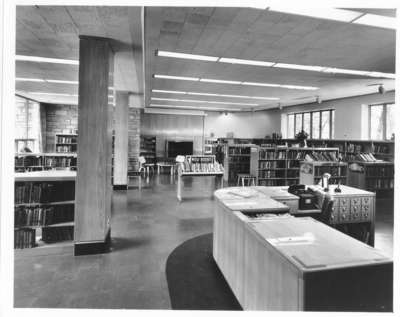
[15,204,74,227]
[14,228,36,249]
[181,156,224,173]
[42,226,74,243]
[14,182,75,204]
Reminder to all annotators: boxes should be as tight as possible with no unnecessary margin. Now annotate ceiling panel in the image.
[145,7,396,111]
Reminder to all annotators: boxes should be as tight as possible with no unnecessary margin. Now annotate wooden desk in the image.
[213,189,392,311]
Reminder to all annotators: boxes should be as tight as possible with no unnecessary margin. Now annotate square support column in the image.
[74,36,114,256]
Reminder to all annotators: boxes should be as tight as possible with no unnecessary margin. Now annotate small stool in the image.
[237,173,256,186]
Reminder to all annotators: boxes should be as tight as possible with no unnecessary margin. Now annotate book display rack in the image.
[14,171,76,248]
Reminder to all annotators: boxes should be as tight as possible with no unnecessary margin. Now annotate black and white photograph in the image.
[0,0,399,316]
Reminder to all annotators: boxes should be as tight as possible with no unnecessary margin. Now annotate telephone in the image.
[288,184,317,210]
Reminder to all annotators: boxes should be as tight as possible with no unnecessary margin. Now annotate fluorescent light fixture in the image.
[29,92,78,97]
[152,89,279,100]
[152,89,186,94]
[154,74,199,81]
[366,72,396,79]
[273,63,325,72]
[16,77,45,82]
[46,79,79,84]
[322,68,370,76]
[157,50,219,62]
[145,107,207,116]
[243,81,319,90]
[199,78,242,85]
[268,7,363,23]
[16,55,79,65]
[352,13,396,29]
[151,97,257,106]
[219,57,275,67]
[149,104,241,112]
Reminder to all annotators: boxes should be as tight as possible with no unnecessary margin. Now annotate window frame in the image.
[287,109,335,139]
[368,102,395,140]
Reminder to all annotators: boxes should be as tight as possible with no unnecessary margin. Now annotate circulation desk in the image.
[213,186,392,311]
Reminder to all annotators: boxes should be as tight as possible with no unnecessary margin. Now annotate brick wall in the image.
[128,108,140,171]
[43,103,78,152]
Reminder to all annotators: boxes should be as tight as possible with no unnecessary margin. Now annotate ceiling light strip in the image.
[151,97,258,106]
[16,55,79,65]
[149,104,241,112]
[152,89,279,100]
[155,50,395,79]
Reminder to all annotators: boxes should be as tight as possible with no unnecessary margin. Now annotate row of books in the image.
[56,145,76,153]
[372,144,391,154]
[56,136,77,144]
[258,170,285,179]
[348,152,378,162]
[14,204,74,227]
[228,147,251,155]
[304,151,338,162]
[259,150,286,160]
[366,178,394,189]
[15,182,75,204]
[259,161,285,169]
[287,170,299,178]
[365,165,394,177]
[228,156,251,164]
[15,156,42,167]
[182,161,224,173]
[44,157,77,167]
[14,228,36,249]
[347,143,365,153]
[42,226,74,243]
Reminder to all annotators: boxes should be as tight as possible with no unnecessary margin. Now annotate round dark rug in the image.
[165,233,242,310]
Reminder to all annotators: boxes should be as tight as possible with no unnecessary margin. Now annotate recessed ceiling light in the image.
[154,74,199,81]
[268,7,363,23]
[199,78,242,85]
[16,55,79,65]
[151,97,257,106]
[242,82,281,88]
[352,13,396,29]
[219,57,275,67]
[156,50,219,62]
[46,79,79,84]
[187,92,219,97]
[16,77,45,82]
[273,63,325,72]
[150,104,241,112]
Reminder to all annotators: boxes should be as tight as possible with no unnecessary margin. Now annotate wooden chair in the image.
[127,156,146,189]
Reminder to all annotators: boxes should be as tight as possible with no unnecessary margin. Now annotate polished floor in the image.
[14,174,394,309]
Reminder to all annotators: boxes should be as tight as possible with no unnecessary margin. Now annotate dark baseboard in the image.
[74,229,111,256]
[113,184,128,190]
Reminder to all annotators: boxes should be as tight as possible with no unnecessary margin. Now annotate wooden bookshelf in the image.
[55,133,78,153]
[15,153,77,171]
[348,161,394,197]
[140,135,156,165]
[14,171,76,249]
[223,144,259,184]
[257,147,340,186]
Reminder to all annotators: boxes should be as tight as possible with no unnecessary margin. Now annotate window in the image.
[287,109,335,139]
[369,103,395,140]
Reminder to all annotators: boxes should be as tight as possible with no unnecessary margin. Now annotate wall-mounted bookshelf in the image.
[348,161,394,197]
[14,171,76,249]
[140,135,156,165]
[223,144,258,184]
[55,133,77,153]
